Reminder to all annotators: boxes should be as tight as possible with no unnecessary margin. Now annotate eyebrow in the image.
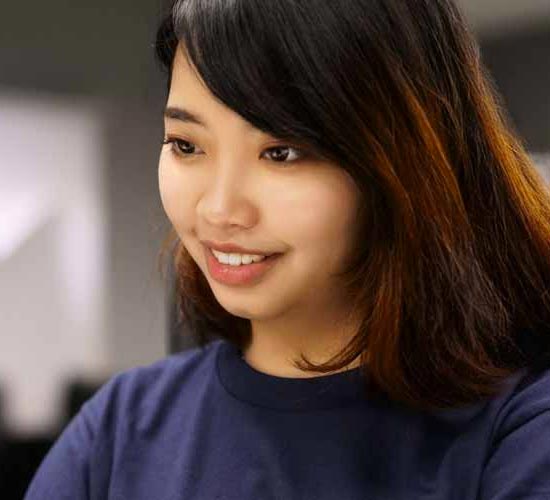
[164,106,207,127]
[163,105,258,133]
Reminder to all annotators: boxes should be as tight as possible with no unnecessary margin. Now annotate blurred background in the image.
[1,0,549,497]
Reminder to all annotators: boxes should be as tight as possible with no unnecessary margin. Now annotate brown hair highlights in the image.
[155,0,550,411]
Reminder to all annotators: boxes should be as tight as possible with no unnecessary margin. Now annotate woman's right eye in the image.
[162,138,204,157]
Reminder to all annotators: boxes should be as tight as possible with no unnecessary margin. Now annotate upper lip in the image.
[201,240,278,256]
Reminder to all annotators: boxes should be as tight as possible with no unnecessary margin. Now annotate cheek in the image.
[158,160,195,233]
[276,177,359,261]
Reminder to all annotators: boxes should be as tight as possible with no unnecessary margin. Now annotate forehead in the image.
[169,44,210,100]
[166,44,264,136]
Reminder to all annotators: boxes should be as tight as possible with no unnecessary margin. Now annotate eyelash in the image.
[161,137,307,166]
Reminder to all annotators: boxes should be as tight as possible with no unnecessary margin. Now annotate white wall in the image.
[0,90,111,435]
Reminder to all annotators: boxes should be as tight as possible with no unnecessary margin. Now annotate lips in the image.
[204,246,283,286]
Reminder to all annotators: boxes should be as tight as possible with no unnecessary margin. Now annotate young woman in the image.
[26,0,550,498]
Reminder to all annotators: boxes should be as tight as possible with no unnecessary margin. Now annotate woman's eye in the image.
[262,146,304,164]
[162,138,203,157]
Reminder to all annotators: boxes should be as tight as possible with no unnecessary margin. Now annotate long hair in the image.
[154,0,550,411]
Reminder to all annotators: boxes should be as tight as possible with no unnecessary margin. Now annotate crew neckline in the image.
[215,339,368,411]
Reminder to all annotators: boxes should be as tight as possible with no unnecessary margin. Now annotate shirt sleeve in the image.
[23,376,117,500]
[478,368,550,500]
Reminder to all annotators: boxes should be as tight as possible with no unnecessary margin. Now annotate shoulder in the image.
[83,339,225,430]
[488,362,550,444]
[477,363,550,498]
[24,340,228,499]
[105,338,223,393]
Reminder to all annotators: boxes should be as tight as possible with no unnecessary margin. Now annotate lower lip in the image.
[204,246,283,286]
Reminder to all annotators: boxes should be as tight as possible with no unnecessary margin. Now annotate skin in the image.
[158,44,363,377]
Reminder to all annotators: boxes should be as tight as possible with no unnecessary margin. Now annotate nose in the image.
[196,160,256,230]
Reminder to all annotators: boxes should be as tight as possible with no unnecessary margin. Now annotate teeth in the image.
[211,249,268,266]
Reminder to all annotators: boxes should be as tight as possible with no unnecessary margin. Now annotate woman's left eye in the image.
[162,137,306,165]
[262,145,304,163]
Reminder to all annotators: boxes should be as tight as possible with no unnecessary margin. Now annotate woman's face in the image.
[158,45,362,323]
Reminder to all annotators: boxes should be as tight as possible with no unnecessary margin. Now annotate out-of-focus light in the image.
[0,90,109,435]
[0,188,58,262]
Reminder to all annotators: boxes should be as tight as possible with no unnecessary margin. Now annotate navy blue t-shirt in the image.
[25,338,550,499]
